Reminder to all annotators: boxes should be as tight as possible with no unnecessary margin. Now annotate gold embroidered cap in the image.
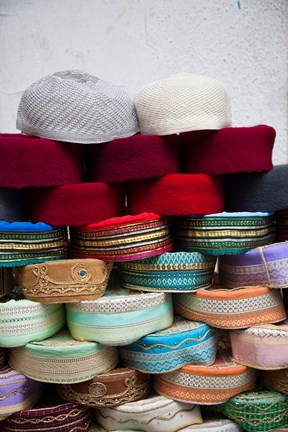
[56,366,150,408]
[17,259,113,303]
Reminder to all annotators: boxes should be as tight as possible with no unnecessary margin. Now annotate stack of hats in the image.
[0,69,287,432]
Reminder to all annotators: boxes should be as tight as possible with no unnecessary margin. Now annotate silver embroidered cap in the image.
[16,70,140,144]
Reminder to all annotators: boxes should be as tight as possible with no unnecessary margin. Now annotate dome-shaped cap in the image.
[16,70,140,144]
[134,73,232,135]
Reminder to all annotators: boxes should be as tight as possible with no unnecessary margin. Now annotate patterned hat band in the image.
[119,251,216,292]
[230,321,288,370]
[17,259,113,303]
[0,400,92,431]
[174,285,286,330]
[0,300,65,348]
[219,391,288,432]
[70,213,173,261]
[173,212,275,255]
[0,221,68,267]
[56,367,150,408]
[8,330,119,384]
[95,395,203,432]
[153,353,257,406]
[119,316,218,374]
[219,241,288,289]
[0,366,45,421]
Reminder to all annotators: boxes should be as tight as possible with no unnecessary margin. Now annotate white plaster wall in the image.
[0,0,287,164]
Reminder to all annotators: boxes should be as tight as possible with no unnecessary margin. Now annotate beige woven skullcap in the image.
[16,70,140,144]
[134,73,232,135]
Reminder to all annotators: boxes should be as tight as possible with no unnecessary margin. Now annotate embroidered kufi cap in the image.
[56,366,150,408]
[219,242,288,289]
[0,299,65,347]
[219,391,288,432]
[134,73,231,135]
[261,368,288,395]
[174,285,286,329]
[70,212,172,261]
[95,395,203,432]
[66,289,173,346]
[173,212,275,255]
[0,221,68,267]
[0,366,45,421]
[8,329,119,384]
[154,352,257,405]
[0,399,92,431]
[230,321,288,370]
[16,70,139,144]
[119,251,216,292]
[119,316,218,374]
[18,259,113,303]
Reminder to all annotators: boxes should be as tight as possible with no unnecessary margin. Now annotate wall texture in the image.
[1,0,287,163]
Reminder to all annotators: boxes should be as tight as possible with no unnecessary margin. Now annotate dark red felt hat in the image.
[84,134,180,183]
[30,183,125,226]
[127,173,224,216]
[181,125,275,175]
[0,134,83,188]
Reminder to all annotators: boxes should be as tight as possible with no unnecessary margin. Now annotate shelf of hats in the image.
[0,70,287,432]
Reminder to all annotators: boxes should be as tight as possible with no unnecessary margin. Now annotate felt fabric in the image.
[181,125,275,175]
[0,134,83,188]
[0,188,29,221]
[0,268,14,299]
[275,209,288,241]
[84,134,180,183]
[30,182,125,226]
[127,174,224,216]
[224,165,288,212]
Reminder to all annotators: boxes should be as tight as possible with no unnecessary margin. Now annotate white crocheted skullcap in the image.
[134,72,232,135]
[16,70,140,144]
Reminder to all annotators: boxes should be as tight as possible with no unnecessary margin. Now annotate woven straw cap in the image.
[134,73,232,135]
[16,70,140,144]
